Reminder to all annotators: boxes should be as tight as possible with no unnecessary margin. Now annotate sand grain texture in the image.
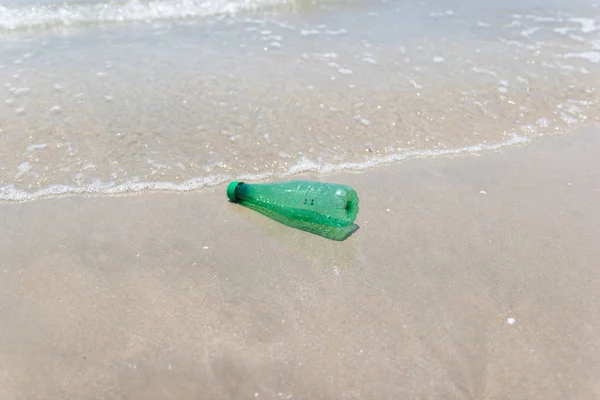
[1,131,600,399]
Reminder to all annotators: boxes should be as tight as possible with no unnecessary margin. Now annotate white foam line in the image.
[0,0,292,31]
[0,174,232,203]
[282,134,529,176]
[0,135,530,203]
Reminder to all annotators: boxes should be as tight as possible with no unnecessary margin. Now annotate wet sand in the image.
[1,130,600,399]
[4,0,600,196]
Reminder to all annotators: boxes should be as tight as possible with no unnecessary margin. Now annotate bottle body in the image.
[228,180,359,228]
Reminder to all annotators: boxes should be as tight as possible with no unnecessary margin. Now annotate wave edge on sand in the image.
[0,134,530,203]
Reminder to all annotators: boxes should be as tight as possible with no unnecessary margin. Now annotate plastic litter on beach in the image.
[227,180,360,241]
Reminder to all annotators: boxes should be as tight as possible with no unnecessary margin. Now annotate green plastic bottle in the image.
[227,180,360,240]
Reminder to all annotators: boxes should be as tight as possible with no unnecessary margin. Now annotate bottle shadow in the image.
[232,201,360,241]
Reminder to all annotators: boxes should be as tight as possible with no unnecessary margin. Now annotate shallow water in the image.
[1,0,599,201]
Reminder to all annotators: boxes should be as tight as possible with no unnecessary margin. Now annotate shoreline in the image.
[1,129,600,399]
[0,130,536,204]
[3,0,600,198]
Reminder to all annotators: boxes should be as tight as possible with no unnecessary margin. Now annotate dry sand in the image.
[1,130,600,399]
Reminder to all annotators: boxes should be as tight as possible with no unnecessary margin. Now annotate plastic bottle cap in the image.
[227,181,243,202]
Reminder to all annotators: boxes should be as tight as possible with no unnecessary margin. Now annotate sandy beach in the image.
[2,0,600,398]
[1,129,599,399]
